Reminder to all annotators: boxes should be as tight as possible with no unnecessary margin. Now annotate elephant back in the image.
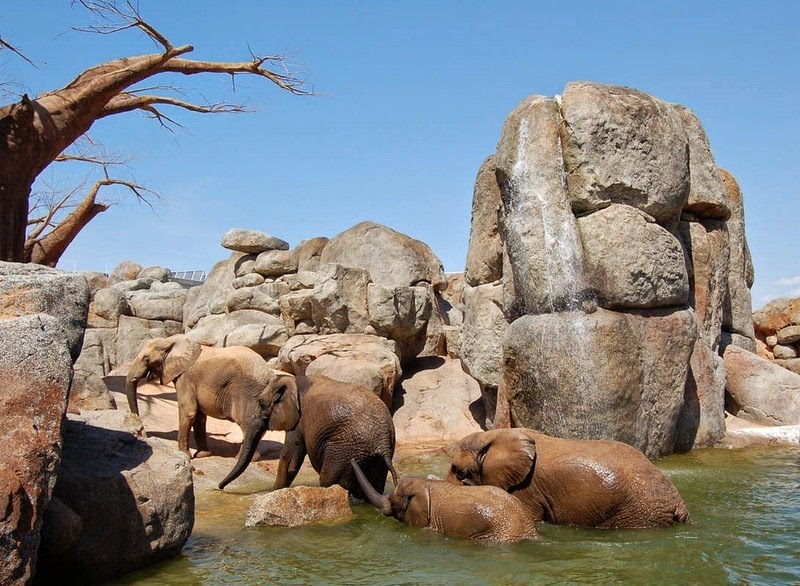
[300,375,396,492]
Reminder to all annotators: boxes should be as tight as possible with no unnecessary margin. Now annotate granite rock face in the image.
[0,314,73,585]
[462,81,756,455]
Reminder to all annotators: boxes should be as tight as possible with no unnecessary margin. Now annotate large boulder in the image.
[494,95,592,317]
[320,221,447,291]
[502,307,696,458]
[311,263,371,334]
[126,281,187,322]
[37,411,194,583]
[459,282,507,426]
[367,283,433,363]
[724,345,800,425]
[464,155,503,287]
[560,81,689,229]
[183,256,237,329]
[675,105,731,220]
[277,334,402,407]
[392,357,483,445]
[719,169,756,347]
[188,309,287,358]
[0,315,73,585]
[577,204,689,309]
[0,261,89,359]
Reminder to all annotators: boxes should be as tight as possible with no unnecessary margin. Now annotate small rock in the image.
[245,485,353,527]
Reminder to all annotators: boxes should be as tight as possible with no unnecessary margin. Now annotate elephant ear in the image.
[161,335,202,385]
[266,374,301,431]
[481,430,537,492]
[398,480,432,528]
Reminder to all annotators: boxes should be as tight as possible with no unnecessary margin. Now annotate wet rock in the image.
[245,485,352,528]
[464,155,503,287]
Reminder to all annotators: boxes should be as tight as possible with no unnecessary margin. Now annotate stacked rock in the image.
[753,298,800,375]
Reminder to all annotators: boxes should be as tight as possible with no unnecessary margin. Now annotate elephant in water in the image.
[352,460,538,542]
[447,428,690,529]
[260,373,398,499]
[125,334,274,489]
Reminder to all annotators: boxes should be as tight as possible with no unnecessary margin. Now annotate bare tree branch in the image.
[73,0,175,52]
[0,34,36,66]
[161,55,312,95]
[99,92,246,119]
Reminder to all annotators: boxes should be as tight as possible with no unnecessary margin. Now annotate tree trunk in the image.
[0,97,39,262]
[27,198,109,267]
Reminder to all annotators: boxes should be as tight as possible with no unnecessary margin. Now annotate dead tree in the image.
[0,0,310,263]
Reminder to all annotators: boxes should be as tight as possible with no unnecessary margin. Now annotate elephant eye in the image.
[451,465,466,481]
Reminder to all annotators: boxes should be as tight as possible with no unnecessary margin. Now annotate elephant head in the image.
[124,334,202,416]
[351,460,431,528]
[258,372,302,431]
[447,428,537,492]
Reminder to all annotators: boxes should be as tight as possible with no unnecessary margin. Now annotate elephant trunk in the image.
[351,459,392,516]
[124,363,147,416]
[218,422,268,490]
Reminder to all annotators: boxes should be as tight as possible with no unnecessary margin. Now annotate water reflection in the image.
[113,446,800,585]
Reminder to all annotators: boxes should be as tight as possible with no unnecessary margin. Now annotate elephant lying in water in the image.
[352,460,537,542]
[260,373,398,499]
[447,428,690,529]
[125,334,274,490]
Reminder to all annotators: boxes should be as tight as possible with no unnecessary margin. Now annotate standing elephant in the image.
[125,334,274,489]
[352,460,537,542]
[447,428,690,529]
[260,373,398,499]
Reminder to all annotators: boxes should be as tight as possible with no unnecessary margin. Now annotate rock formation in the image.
[0,262,87,584]
[36,411,194,583]
[461,81,756,457]
[753,297,800,375]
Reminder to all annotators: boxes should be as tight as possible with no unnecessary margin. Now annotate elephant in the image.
[352,460,538,542]
[124,334,274,489]
[447,428,691,529]
[260,373,398,499]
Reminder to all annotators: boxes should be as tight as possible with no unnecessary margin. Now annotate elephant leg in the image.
[274,429,307,490]
[192,411,212,458]
[177,402,196,457]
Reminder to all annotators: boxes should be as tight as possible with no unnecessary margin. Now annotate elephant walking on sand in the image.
[259,373,398,499]
[125,334,274,489]
[352,460,538,542]
[447,428,690,529]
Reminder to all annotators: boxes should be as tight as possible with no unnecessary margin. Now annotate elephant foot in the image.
[193,450,213,459]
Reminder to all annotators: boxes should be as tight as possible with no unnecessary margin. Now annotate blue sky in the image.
[2,1,797,308]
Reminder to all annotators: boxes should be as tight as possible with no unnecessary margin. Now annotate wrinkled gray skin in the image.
[447,428,691,529]
[124,334,273,489]
[352,460,538,542]
[261,373,398,499]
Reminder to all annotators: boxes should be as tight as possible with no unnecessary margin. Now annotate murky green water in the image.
[111,446,800,585]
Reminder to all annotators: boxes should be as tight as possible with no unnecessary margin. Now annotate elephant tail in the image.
[218,423,268,490]
[674,501,691,524]
[385,455,399,487]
